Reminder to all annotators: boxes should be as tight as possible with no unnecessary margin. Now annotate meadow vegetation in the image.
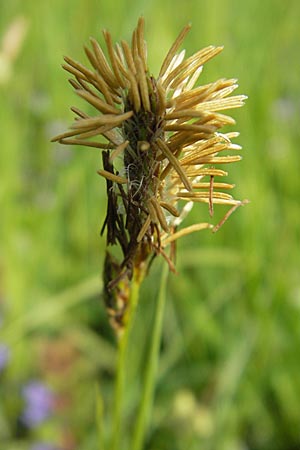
[1,1,300,449]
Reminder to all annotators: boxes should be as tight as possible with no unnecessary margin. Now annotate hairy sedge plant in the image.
[52,18,247,336]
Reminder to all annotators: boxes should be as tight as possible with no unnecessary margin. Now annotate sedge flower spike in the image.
[52,18,247,334]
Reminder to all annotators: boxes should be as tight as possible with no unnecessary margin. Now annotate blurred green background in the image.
[1,0,300,449]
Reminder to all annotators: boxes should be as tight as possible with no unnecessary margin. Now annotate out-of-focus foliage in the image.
[1,1,300,449]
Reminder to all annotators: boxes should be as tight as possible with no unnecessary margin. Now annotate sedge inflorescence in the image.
[52,18,247,332]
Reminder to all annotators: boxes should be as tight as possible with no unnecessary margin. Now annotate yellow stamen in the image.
[193,96,248,112]
[136,17,147,72]
[97,169,127,184]
[192,182,235,189]
[70,106,89,119]
[136,56,150,111]
[194,155,242,164]
[150,197,169,232]
[103,30,127,89]
[146,199,158,224]
[165,123,216,133]
[89,37,119,89]
[177,191,233,200]
[121,40,137,74]
[156,139,192,192]
[76,89,121,114]
[59,138,112,149]
[63,55,96,81]
[71,111,133,130]
[162,223,213,245]
[126,69,141,111]
[160,201,180,217]
[159,23,191,78]
[109,140,129,163]
[137,214,151,242]
[163,46,223,88]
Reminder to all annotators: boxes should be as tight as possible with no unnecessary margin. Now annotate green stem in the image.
[111,272,141,450]
[95,383,105,450]
[132,263,169,450]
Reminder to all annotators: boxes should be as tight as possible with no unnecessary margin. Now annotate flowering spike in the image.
[52,19,247,334]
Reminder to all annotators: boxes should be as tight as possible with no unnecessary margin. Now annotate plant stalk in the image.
[132,262,169,450]
[111,270,141,450]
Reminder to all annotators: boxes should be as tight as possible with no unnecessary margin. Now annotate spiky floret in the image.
[52,18,247,332]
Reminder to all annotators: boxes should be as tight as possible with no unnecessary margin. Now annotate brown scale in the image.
[101,82,166,330]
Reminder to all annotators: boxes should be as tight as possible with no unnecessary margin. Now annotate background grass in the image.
[1,0,300,449]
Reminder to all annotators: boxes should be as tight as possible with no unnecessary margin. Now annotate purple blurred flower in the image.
[0,343,10,372]
[31,443,59,450]
[21,381,54,428]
